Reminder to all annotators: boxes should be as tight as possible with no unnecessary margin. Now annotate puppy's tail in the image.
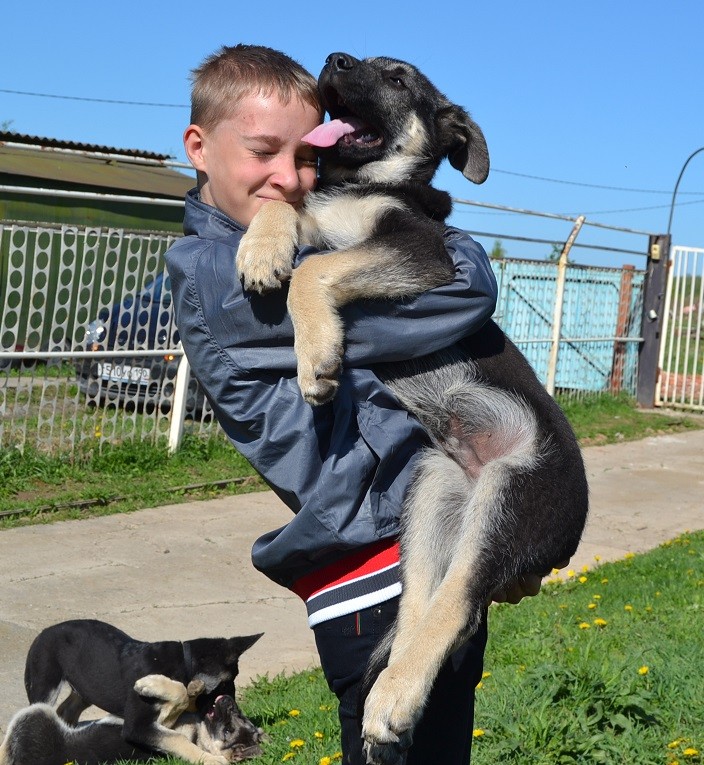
[357,621,397,721]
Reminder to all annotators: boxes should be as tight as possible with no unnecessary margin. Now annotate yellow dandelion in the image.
[588,603,597,609]
[320,758,332,765]
[593,594,602,599]
[314,731,324,739]
[601,578,609,584]
[581,564,589,572]
[518,664,526,671]
[319,704,332,711]
[594,554,601,562]
[482,671,492,679]
[655,591,661,597]
[282,754,296,762]
[645,605,653,612]
[289,738,305,749]
[567,569,575,577]
[683,747,699,757]
[638,666,649,675]
[288,709,301,717]
[624,552,635,559]
[579,576,588,584]
[593,617,608,627]
[332,753,343,761]
[669,739,683,749]
[624,604,633,612]
[473,728,485,738]
[551,567,560,575]
[578,622,591,629]
[475,681,483,689]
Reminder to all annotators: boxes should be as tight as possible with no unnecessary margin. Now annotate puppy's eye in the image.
[387,74,406,89]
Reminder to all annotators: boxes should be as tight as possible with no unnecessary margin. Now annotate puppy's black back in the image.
[24,619,185,716]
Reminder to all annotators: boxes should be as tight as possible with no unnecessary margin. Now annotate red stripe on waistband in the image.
[291,539,400,602]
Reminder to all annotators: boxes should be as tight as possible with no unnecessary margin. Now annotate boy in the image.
[167,44,538,764]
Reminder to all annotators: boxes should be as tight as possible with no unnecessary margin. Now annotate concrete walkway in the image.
[1,429,703,733]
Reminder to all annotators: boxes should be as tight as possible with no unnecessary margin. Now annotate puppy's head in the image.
[303,52,489,185]
[199,694,264,762]
[188,633,263,714]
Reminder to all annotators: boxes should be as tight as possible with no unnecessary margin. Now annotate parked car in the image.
[75,272,206,416]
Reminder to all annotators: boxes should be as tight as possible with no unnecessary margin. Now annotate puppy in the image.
[238,52,589,765]
[0,674,263,765]
[23,619,262,763]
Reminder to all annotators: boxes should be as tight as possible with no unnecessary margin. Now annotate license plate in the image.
[98,362,151,385]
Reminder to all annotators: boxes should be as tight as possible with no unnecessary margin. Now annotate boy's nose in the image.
[270,156,301,192]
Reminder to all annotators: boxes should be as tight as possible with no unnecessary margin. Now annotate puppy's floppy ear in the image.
[437,104,490,184]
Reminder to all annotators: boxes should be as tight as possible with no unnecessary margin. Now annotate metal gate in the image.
[657,245,704,411]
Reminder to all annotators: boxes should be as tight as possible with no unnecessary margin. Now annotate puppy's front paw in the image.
[297,348,343,406]
[134,674,172,699]
[200,755,229,765]
[187,678,206,698]
[237,230,294,293]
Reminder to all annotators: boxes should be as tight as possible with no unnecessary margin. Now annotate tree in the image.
[490,239,507,260]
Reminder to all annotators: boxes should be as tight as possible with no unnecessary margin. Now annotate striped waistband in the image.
[291,540,401,627]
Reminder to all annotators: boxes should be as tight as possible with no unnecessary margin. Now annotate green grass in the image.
[0,434,261,527]
[124,532,703,765]
[0,393,701,527]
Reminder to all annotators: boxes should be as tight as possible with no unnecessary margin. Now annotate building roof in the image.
[0,131,194,199]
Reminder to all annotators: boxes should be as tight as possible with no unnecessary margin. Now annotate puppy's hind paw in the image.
[363,731,413,765]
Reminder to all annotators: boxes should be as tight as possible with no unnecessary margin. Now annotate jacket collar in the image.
[183,187,245,243]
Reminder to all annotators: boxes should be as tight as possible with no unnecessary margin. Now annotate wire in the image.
[0,88,187,109]
[3,86,703,196]
[492,167,703,196]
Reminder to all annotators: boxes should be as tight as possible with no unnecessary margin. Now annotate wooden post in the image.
[609,265,635,393]
[636,234,670,408]
[546,215,585,396]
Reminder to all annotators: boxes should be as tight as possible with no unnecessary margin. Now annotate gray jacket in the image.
[165,189,497,588]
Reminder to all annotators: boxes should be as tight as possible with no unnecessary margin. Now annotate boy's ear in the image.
[183,124,207,172]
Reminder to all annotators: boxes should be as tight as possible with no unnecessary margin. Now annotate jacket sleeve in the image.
[315,227,498,366]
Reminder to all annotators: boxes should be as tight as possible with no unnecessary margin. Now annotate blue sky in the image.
[3,1,703,267]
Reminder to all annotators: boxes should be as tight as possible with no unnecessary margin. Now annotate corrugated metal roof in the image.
[0,130,173,160]
[0,131,194,198]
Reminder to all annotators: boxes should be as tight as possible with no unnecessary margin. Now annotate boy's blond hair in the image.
[190,44,322,130]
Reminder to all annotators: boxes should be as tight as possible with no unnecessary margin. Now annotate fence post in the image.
[546,215,585,396]
[636,234,670,408]
[168,347,191,454]
[609,264,635,393]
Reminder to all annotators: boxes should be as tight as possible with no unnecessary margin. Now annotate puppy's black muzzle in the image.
[325,51,358,72]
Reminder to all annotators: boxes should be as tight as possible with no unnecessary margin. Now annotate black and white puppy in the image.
[23,619,262,763]
[1,674,263,765]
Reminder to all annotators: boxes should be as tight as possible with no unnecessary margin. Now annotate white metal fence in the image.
[1,220,649,458]
[0,223,214,457]
[657,245,704,411]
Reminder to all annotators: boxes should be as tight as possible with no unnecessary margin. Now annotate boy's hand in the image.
[237,201,299,292]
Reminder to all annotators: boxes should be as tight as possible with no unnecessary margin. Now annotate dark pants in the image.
[313,596,488,765]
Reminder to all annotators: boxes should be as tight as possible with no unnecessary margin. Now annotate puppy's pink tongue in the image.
[302,117,366,147]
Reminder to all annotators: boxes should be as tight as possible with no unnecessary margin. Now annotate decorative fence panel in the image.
[1,222,647,457]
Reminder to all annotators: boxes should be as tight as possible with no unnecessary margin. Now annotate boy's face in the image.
[184,92,321,227]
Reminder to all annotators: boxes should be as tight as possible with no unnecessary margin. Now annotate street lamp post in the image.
[667,146,704,237]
